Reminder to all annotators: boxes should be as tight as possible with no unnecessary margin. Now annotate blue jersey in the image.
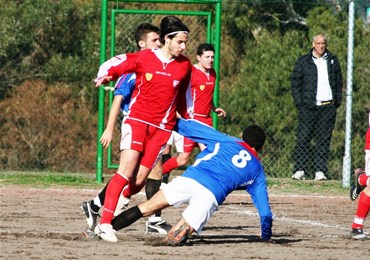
[113,73,136,113]
[176,119,273,240]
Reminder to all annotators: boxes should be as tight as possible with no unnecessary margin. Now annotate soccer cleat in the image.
[314,171,327,181]
[349,168,365,201]
[349,228,367,240]
[82,228,100,240]
[114,195,130,217]
[292,171,306,180]
[94,223,117,242]
[145,219,172,235]
[81,201,99,229]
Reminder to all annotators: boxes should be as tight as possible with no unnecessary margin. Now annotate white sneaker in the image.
[292,171,306,180]
[148,215,163,224]
[114,195,130,217]
[145,219,172,235]
[94,223,117,242]
[315,171,327,181]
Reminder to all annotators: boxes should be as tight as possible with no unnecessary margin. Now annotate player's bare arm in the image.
[100,95,124,148]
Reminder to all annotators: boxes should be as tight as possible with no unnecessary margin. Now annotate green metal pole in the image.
[96,0,109,183]
[106,10,117,169]
[212,1,222,130]
[342,0,355,188]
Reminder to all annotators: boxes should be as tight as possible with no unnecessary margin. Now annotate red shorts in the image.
[181,116,212,152]
[120,119,172,169]
[194,116,212,127]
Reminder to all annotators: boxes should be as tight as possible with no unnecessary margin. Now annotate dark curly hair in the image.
[159,16,189,44]
[242,125,266,152]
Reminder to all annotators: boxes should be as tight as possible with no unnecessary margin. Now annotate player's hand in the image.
[214,107,226,117]
[94,75,113,87]
[259,232,274,243]
[100,129,113,148]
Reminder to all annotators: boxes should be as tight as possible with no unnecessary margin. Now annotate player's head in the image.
[160,16,189,58]
[312,33,327,57]
[196,43,215,70]
[242,125,266,153]
[135,23,161,50]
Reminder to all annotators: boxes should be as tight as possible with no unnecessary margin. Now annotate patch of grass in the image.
[267,178,349,196]
[0,171,350,196]
[0,171,104,188]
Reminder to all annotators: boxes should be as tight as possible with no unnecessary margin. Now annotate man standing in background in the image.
[291,33,343,181]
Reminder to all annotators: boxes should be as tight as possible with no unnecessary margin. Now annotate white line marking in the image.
[223,205,348,231]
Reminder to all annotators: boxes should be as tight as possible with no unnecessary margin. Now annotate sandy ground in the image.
[0,184,369,260]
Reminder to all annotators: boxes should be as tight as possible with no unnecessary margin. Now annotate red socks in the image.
[162,157,179,175]
[122,181,145,197]
[352,191,370,229]
[100,173,129,224]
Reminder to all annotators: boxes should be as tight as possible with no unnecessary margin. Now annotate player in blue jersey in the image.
[94,118,273,244]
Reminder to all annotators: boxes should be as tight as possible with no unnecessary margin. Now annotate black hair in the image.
[159,16,189,44]
[134,23,160,49]
[242,125,266,153]
[197,43,215,56]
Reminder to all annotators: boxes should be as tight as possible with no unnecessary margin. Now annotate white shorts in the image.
[161,176,219,233]
[166,131,185,152]
[120,114,128,138]
[166,131,195,153]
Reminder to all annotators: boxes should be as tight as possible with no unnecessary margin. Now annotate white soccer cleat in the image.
[114,195,130,217]
[145,217,172,235]
[314,171,327,181]
[292,171,306,180]
[94,223,117,242]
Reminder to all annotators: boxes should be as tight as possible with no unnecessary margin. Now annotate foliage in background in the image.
[218,3,370,178]
[0,0,101,104]
[0,80,96,172]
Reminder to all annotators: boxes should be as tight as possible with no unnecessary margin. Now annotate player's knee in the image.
[177,155,190,166]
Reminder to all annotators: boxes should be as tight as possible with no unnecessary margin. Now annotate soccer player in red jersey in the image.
[93,16,192,242]
[349,107,370,240]
[162,43,226,182]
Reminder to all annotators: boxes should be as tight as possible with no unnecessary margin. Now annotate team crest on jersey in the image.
[173,80,179,87]
[200,85,205,91]
[145,73,153,81]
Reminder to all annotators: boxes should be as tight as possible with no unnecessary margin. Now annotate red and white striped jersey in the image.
[182,65,216,123]
[96,49,192,130]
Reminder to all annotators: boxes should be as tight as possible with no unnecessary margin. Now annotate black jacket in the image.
[291,49,343,109]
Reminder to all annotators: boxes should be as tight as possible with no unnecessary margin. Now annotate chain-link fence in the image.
[215,0,369,183]
[100,1,369,182]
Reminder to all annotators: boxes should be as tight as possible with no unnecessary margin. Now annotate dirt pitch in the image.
[1,184,369,260]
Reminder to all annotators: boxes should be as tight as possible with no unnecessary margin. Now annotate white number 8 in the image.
[232,150,251,168]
